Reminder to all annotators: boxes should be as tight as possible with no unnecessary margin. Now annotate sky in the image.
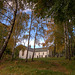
[0,1,54,49]
[0,6,48,48]
[18,39,45,48]
[18,9,45,48]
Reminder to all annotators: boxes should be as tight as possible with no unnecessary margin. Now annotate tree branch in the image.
[0,12,12,21]
[0,22,10,29]
[4,0,14,11]
[2,8,14,15]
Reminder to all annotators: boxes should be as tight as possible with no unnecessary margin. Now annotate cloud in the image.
[18,39,44,48]
[23,9,31,13]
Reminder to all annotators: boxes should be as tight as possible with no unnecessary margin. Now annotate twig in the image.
[2,8,14,15]
[4,0,14,11]
[0,12,12,21]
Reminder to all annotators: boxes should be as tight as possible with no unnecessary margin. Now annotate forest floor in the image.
[0,57,75,75]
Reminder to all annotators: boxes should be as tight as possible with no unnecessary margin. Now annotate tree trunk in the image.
[0,28,4,49]
[12,21,18,60]
[66,23,71,60]
[63,23,68,59]
[0,0,17,59]
[32,35,36,61]
[70,32,73,57]
[73,42,75,56]
[26,12,32,62]
[53,43,56,57]
[32,27,37,61]
[12,37,16,60]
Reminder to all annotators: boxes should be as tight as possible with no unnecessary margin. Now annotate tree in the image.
[28,0,75,60]
[0,0,18,59]
[32,17,46,61]
[0,1,3,9]
[43,18,64,57]
[15,44,26,58]
[0,23,8,49]
[11,12,29,60]
[26,10,33,62]
[0,0,29,59]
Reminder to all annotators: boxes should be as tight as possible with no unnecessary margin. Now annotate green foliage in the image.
[15,44,26,51]
[5,46,12,55]
[0,0,75,59]
[14,45,26,58]
[0,24,8,48]
[44,19,64,53]
[0,1,3,9]
[2,45,12,59]
[29,0,75,24]
[29,0,75,58]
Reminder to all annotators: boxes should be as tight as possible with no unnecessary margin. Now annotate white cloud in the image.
[23,9,31,13]
[18,39,44,48]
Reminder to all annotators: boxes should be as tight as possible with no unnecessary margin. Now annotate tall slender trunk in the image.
[26,12,32,62]
[70,32,73,57]
[32,35,36,61]
[63,23,68,59]
[0,28,4,49]
[0,0,17,59]
[32,27,38,61]
[12,22,18,60]
[68,21,73,57]
[53,43,56,57]
[66,22,71,60]
[73,43,75,56]
[12,36,16,60]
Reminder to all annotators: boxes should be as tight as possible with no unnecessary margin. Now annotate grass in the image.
[0,57,75,75]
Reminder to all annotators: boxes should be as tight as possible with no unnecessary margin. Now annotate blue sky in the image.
[19,9,45,48]
[0,8,47,48]
[0,2,48,49]
[0,8,53,48]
